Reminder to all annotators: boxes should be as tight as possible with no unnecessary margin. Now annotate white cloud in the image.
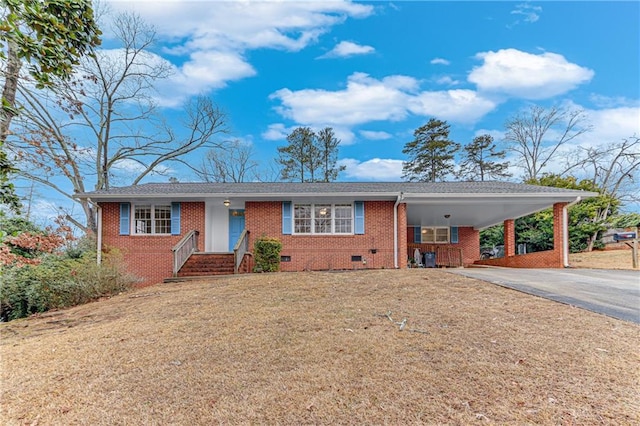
[469,49,594,99]
[270,72,500,136]
[435,76,460,86]
[510,3,543,25]
[339,158,404,181]
[589,94,639,109]
[262,123,292,141]
[262,123,355,145]
[408,89,497,124]
[430,58,450,65]
[359,130,392,140]
[579,105,640,147]
[270,72,416,126]
[156,51,257,107]
[473,128,506,141]
[105,0,374,105]
[318,41,375,59]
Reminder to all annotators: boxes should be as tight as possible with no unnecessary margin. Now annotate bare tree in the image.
[565,136,640,250]
[504,105,591,180]
[195,140,258,183]
[7,12,226,232]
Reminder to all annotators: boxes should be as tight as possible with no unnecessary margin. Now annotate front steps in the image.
[177,252,235,277]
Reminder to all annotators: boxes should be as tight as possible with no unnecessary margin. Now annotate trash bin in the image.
[423,252,436,268]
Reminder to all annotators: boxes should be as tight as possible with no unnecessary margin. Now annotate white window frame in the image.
[132,204,172,235]
[420,226,450,243]
[293,203,353,235]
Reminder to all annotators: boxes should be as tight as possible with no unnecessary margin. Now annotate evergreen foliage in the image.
[402,118,460,182]
[277,127,344,182]
[457,134,510,181]
[253,236,282,272]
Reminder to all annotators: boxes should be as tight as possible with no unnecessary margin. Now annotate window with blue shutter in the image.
[414,227,421,244]
[450,226,459,244]
[354,201,364,234]
[282,201,292,235]
[119,203,130,235]
[171,202,181,235]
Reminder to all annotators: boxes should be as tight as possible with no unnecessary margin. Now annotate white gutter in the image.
[96,202,102,265]
[393,192,404,269]
[563,196,582,268]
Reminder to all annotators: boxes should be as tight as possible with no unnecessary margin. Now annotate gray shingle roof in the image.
[76,181,595,199]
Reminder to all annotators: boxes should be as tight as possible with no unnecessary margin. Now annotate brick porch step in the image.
[177,252,235,277]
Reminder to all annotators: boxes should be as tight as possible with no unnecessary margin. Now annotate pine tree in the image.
[402,118,460,182]
[277,127,344,182]
[277,127,315,182]
[457,134,511,181]
[316,127,345,182]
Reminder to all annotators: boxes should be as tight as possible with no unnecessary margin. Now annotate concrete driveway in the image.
[447,268,640,324]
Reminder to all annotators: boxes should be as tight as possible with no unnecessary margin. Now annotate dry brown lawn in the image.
[1,269,639,425]
[570,248,638,270]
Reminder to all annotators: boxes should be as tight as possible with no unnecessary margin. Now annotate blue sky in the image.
[21,1,640,220]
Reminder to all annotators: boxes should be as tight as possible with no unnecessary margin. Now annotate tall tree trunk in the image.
[1,40,22,143]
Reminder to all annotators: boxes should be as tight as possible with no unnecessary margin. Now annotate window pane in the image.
[421,227,434,243]
[435,227,449,243]
[334,204,352,233]
[134,206,152,234]
[314,204,332,233]
[294,204,312,234]
[154,205,172,234]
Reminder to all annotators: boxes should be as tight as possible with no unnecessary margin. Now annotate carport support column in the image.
[554,202,568,268]
[503,219,516,258]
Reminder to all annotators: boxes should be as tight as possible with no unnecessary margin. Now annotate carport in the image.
[403,182,598,268]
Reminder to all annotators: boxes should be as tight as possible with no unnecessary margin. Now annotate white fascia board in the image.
[401,192,598,202]
[78,192,400,202]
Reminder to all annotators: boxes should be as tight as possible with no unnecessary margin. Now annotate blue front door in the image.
[228,209,245,251]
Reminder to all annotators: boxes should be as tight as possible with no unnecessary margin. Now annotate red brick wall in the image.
[475,202,567,268]
[245,201,399,271]
[100,202,205,286]
[406,226,480,266]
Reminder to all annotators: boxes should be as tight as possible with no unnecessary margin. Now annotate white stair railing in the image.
[233,229,250,273]
[172,230,199,276]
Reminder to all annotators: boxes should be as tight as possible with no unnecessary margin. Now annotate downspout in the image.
[563,196,582,268]
[393,192,404,269]
[96,203,102,265]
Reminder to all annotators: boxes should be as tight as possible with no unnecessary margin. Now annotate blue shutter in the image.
[414,227,421,244]
[119,203,130,235]
[450,226,459,244]
[354,201,365,234]
[282,201,292,235]
[171,202,181,235]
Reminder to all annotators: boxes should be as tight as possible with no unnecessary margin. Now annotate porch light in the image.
[223,199,230,207]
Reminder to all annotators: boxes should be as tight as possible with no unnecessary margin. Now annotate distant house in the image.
[76,182,597,286]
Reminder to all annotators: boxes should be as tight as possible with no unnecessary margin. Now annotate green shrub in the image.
[253,236,282,272]
[0,251,135,322]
